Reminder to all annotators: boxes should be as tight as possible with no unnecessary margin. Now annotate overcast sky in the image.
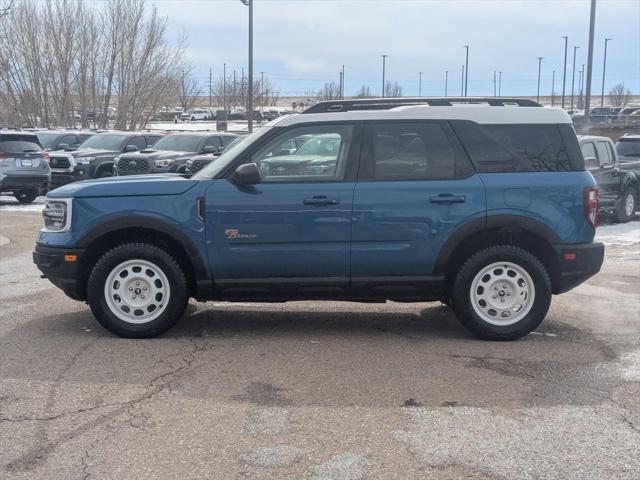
[150,0,640,98]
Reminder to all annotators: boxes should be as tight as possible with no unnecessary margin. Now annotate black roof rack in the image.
[303,97,541,114]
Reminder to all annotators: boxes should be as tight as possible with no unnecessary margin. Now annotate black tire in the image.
[14,189,38,204]
[615,187,636,223]
[451,245,552,341]
[87,243,188,338]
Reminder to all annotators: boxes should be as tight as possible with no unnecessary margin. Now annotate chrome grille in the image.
[188,159,210,174]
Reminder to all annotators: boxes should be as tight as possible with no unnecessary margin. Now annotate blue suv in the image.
[33,98,604,340]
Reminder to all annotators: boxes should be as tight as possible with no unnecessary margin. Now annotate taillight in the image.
[584,187,599,228]
[41,151,50,162]
[0,151,6,161]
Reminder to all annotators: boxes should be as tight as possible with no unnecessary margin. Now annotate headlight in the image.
[42,198,72,232]
[154,158,175,167]
[76,157,94,165]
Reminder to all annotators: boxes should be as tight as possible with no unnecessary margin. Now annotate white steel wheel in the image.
[470,261,535,326]
[104,259,171,324]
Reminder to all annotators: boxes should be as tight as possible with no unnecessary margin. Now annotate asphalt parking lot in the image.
[1,197,639,480]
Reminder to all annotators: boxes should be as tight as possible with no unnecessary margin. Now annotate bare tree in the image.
[0,0,15,17]
[384,81,403,97]
[609,83,632,108]
[316,81,341,101]
[177,66,201,113]
[355,85,373,98]
[211,75,280,111]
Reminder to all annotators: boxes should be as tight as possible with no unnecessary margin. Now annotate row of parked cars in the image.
[572,106,640,125]
[1,125,640,224]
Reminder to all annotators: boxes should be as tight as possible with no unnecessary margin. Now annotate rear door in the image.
[351,121,485,289]
[205,122,360,289]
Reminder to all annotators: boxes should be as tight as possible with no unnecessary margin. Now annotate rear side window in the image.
[0,134,43,154]
[581,142,598,169]
[451,122,581,172]
[595,141,613,165]
[361,122,473,180]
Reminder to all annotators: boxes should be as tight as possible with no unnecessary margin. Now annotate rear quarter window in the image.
[451,122,583,172]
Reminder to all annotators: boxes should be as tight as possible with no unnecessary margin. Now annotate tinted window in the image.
[35,132,59,149]
[78,134,93,144]
[0,134,43,154]
[203,136,222,148]
[126,136,147,151]
[81,134,128,150]
[581,142,598,169]
[251,124,354,182]
[145,135,162,146]
[60,135,78,147]
[220,136,237,147]
[363,122,467,180]
[616,139,640,157]
[452,122,577,172]
[595,142,612,165]
[152,134,203,152]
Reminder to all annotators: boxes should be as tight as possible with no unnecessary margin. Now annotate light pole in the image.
[493,70,497,97]
[561,35,568,108]
[381,55,388,97]
[460,64,464,96]
[498,71,502,96]
[600,38,611,107]
[341,64,345,99]
[536,57,544,103]
[463,45,469,97]
[444,70,448,97]
[418,72,423,97]
[551,70,556,106]
[584,0,597,122]
[223,63,226,111]
[570,45,579,111]
[260,71,265,111]
[239,0,253,132]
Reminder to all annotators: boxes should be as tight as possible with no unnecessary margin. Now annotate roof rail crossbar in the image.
[303,97,541,114]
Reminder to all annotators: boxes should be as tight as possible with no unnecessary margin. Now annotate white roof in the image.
[278,105,572,127]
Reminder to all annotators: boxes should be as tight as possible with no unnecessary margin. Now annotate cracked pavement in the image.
[1,205,639,479]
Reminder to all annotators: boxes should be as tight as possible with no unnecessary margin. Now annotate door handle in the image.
[303,196,340,206]
[429,194,466,204]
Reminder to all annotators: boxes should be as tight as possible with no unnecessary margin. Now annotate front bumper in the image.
[33,245,85,301]
[0,174,50,193]
[552,242,605,294]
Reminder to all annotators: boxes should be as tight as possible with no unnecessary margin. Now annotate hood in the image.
[118,150,194,161]
[48,174,199,198]
[50,147,118,158]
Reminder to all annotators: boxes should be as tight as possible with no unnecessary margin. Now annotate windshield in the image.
[81,133,127,151]
[35,132,59,149]
[192,128,272,179]
[152,134,203,152]
[616,140,640,157]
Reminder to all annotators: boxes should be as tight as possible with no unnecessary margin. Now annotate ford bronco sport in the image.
[34,98,604,340]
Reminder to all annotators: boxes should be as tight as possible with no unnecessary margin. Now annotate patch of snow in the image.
[595,221,640,246]
[146,121,257,133]
[0,195,45,213]
[0,235,9,247]
[619,350,640,382]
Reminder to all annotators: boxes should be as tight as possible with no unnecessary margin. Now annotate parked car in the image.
[114,132,237,176]
[48,131,163,187]
[616,134,640,162]
[183,134,241,176]
[34,97,604,340]
[262,110,281,122]
[579,135,639,222]
[35,130,94,151]
[0,131,50,203]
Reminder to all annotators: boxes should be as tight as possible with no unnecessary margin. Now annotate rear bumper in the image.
[0,174,50,193]
[552,242,604,294]
[33,245,85,301]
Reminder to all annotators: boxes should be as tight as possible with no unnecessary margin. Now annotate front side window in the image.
[362,122,465,180]
[581,142,598,169]
[81,133,128,151]
[452,122,575,172]
[251,125,354,182]
[126,136,147,151]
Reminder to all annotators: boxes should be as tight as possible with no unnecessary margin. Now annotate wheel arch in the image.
[75,216,211,300]
[435,215,562,293]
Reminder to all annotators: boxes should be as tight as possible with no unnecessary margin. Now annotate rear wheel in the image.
[615,187,636,223]
[87,243,188,338]
[14,189,38,204]
[451,246,552,341]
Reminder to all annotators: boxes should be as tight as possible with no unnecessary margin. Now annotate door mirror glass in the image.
[125,144,139,152]
[58,143,69,150]
[201,145,218,154]
[231,163,261,186]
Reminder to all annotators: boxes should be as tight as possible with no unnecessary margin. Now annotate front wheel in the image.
[615,187,636,223]
[14,189,38,204]
[87,243,188,338]
[451,246,552,341]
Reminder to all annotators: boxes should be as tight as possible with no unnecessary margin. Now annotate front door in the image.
[351,121,486,291]
[205,123,360,291]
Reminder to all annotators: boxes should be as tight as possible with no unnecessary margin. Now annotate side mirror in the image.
[58,143,69,150]
[125,144,139,152]
[201,145,217,154]
[584,156,598,168]
[231,163,261,186]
